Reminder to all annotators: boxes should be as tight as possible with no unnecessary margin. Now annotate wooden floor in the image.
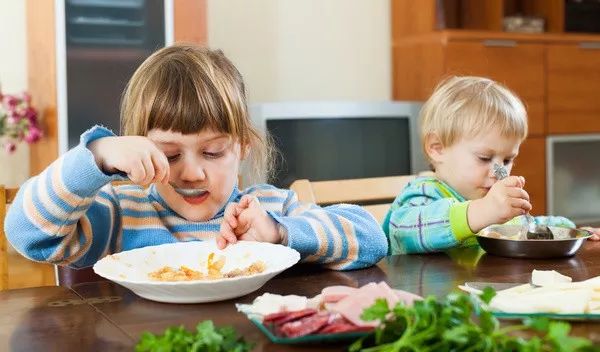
[6,252,55,289]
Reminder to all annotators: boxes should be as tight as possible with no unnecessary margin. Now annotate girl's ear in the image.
[424,133,445,164]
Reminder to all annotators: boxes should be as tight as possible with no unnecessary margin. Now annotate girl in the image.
[5,44,387,270]
[384,76,599,254]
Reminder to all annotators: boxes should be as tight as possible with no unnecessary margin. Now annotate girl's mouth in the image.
[173,187,207,197]
[170,183,209,204]
[181,191,210,205]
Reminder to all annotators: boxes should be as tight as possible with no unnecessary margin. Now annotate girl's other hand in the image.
[217,195,281,249]
[88,136,170,185]
[468,176,531,233]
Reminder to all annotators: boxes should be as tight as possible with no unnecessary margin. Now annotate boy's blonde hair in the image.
[120,44,274,182]
[420,76,528,156]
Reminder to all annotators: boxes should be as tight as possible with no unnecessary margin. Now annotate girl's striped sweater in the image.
[5,126,388,270]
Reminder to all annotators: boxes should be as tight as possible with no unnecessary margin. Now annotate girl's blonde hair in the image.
[120,44,274,182]
[420,76,528,156]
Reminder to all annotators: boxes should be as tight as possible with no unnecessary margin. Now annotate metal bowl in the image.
[476,225,592,259]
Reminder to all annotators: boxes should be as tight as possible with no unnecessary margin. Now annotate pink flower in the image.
[2,95,19,109]
[7,115,19,125]
[24,107,37,123]
[24,125,42,144]
[1,91,41,154]
[20,92,31,103]
[4,142,16,154]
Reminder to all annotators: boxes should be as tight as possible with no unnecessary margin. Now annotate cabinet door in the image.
[547,44,600,134]
[513,136,546,215]
[445,41,545,136]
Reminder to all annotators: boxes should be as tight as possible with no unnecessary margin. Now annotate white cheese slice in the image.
[490,288,593,314]
[236,293,308,317]
[531,269,572,287]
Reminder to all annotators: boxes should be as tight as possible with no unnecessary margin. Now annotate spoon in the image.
[491,164,553,240]
[169,182,207,197]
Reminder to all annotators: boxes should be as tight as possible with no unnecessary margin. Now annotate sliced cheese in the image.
[531,270,572,287]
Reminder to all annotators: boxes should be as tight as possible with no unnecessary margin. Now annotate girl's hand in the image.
[88,136,170,185]
[468,176,532,233]
[217,195,282,249]
[579,227,600,241]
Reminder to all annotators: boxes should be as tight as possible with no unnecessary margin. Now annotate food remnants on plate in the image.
[148,252,266,282]
[236,282,421,338]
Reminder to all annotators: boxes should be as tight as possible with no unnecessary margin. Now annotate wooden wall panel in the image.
[174,0,207,44]
[390,0,437,39]
[27,0,58,176]
[392,39,445,101]
[547,44,600,134]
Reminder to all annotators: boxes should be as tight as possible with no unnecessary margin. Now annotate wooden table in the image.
[2,242,600,351]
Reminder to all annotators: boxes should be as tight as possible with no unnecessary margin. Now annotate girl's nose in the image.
[179,159,206,182]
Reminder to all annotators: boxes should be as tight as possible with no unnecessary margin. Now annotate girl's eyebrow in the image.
[154,140,180,146]
[153,134,229,146]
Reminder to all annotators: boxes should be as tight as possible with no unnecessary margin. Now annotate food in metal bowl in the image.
[476,225,592,259]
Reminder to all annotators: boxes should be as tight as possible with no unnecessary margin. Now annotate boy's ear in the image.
[424,133,445,164]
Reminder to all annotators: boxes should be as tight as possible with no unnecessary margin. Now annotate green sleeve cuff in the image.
[449,201,476,241]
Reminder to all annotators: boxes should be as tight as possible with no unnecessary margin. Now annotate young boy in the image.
[383,76,598,254]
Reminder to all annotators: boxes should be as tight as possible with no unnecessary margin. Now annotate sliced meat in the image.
[263,308,317,326]
[376,282,400,307]
[330,282,419,327]
[393,289,422,305]
[329,282,383,327]
[319,321,374,334]
[321,285,357,303]
[279,312,331,338]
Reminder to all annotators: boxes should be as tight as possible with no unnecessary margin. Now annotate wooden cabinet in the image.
[445,41,545,136]
[547,44,600,134]
[512,136,546,215]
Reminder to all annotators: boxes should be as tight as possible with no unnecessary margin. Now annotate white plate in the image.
[93,241,300,303]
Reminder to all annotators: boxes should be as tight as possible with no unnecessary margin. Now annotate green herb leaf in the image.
[135,320,253,352]
[480,286,496,304]
[351,289,598,352]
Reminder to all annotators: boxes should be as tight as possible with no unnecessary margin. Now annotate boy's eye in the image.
[478,156,492,162]
[503,159,514,166]
[166,154,180,163]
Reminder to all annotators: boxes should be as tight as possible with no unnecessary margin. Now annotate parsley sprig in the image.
[349,287,599,352]
[135,320,254,352]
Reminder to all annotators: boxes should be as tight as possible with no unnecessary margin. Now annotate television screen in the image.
[267,117,411,188]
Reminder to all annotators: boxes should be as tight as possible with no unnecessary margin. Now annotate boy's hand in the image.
[88,136,170,185]
[468,176,531,233]
[217,195,282,249]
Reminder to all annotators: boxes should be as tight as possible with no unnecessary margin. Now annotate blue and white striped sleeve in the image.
[247,185,388,270]
[4,126,124,268]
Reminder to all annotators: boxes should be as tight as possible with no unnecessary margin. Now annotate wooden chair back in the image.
[0,185,19,290]
[289,175,417,222]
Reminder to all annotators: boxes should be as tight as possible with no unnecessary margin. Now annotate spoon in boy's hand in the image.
[492,163,553,240]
